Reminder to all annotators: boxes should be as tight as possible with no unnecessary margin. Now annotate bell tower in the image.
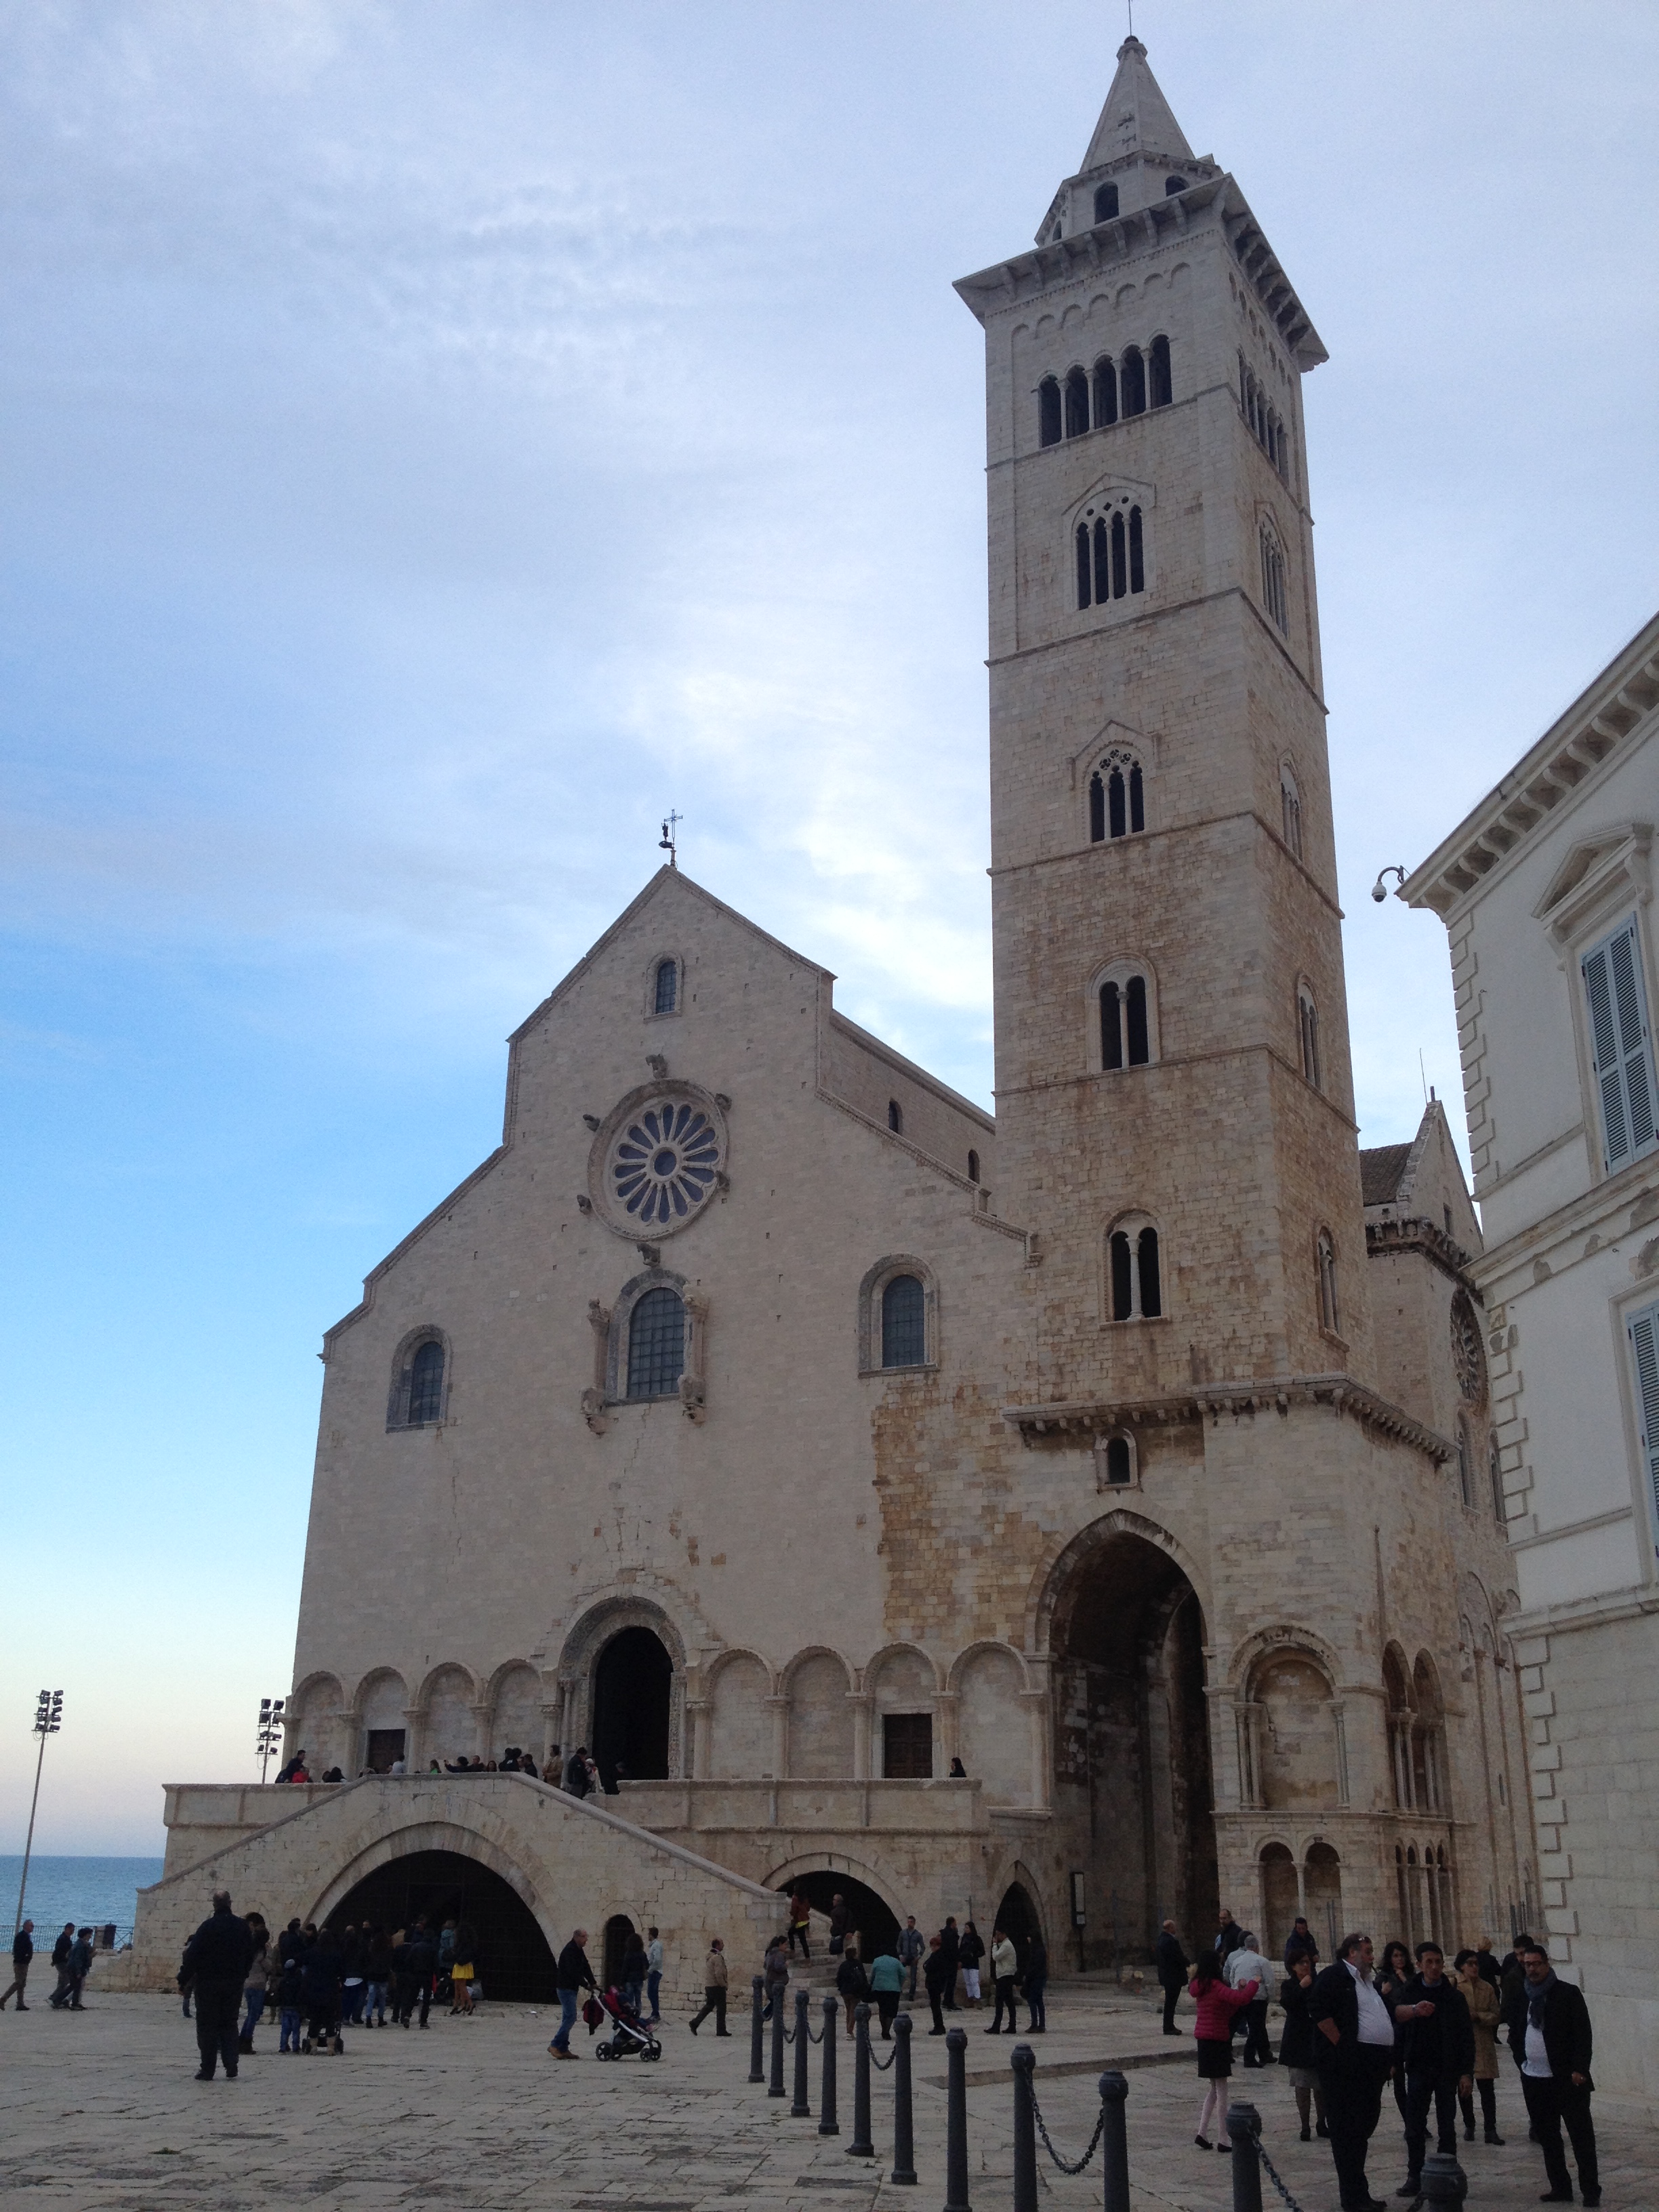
[957,36,1372,1404]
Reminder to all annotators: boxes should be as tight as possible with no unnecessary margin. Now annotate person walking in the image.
[1023,1929,1048,2033]
[364,1925,394,2025]
[922,1934,953,2034]
[1,1919,33,2009]
[762,1934,791,2022]
[449,1919,478,2015]
[548,1929,596,2057]
[1284,1916,1320,1970]
[1453,1948,1504,2144]
[1155,1918,1189,2035]
[958,1919,985,2007]
[239,1914,270,2053]
[985,1926,1019,2033]
[835,1944,868,2036]
[56,1927,94,2011]
[178,1891,255,2079]
[869,1944,904,2039]
[1391,1940,1475,2197]
[645,1927,664,2022]
[1308,1931,1397,2212]
[47,1923,75,2009]
[689,1937,729,2034]
[340,1923,365,2025]
[828,1894,850,1958]
[396,1919,436,2030]
[1189,1950,1256,2152]
[1227,1931,1275,2067]
[1505,1940,1599,2207]
[788,1890,813,1961]
[938,1917,961,2009]
[897,1914,925,2002]
[1277,1950,1328,2142]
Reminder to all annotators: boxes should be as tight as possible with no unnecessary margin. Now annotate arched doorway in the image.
[1047,1523,1218,1966]
[325,1848,557,2002]
[994,1881,1042,1974]
[592,1626,672,1790]
[602,1912,636,1990]
[1259,1842,1298,1961]
[775,1871,899,1961]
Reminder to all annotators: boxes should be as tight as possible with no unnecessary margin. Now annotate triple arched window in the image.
[1038,336,1172,449]
[1315,1229,1340,1336]
[1297,985,1322,1089]
[1075,501,1145,609]
[1240,356,1291,480]
[1260,523,1288,636]
[1089,749,1145,842]
[1109,1216,1162,1321]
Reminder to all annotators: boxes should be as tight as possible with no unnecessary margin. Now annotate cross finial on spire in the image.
[658,811,682,868]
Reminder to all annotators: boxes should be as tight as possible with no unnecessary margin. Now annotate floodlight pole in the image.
[14,1691,63,1938]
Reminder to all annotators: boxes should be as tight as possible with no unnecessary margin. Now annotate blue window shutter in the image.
[1628,1302,1659,1551]
[1584,918,1658,1172]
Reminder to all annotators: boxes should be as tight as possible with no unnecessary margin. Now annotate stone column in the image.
[766,1695,790,1780]
[1019,1686,1051,1811]
[539,1702,562,1772]
[933,1689,960,1771]
[399,1706,420,1771]
[1328,1701,1351,1807]
[687,1698,712,1780]
[470,1702,493,1763]
[849,1694,874,1780]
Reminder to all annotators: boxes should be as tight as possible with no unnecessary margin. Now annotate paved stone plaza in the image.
[3,1981,1650,2211]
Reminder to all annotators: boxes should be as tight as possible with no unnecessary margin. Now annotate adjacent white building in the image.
[1406,608,1659,2092]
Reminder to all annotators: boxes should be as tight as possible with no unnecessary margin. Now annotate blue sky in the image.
[4,1,1656,1853]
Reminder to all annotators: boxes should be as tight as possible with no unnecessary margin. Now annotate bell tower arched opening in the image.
[592,1626,672,1789]
[1048,1526,1217,1966]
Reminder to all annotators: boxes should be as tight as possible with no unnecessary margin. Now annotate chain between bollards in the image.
[792,1987,812,2116]
[769,1980,786,2097]
[943,2025,970,2212]
[847,2001,874,2159]
[748,1975,765,2085]
[890,2013,916,2186]
[818,1993,839,2136]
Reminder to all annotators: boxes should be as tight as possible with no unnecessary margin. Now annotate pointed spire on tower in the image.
[1080,36,1195,172]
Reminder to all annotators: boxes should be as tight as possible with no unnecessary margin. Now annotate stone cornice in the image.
[1000,1373,1451,1462]
[1364,1214,1483,1299]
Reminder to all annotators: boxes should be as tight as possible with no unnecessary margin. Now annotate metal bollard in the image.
[890,2013,916,2186]
[1226,2102,1263,2212]
[1420,2151,1467,2204]
[769,1982,786,2097]
[943,2025,970,2212]
[792,1987,813,2116]
[1098,2070,1129,2212]
[1010,2042,1037,2212]
[818,1994,840,2136]
[749,1975,765,2085]
[847,2001,875,2158]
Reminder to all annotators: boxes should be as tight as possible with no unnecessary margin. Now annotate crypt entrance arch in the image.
[322,1845,558,2002]
[1040,1513,1218,1965]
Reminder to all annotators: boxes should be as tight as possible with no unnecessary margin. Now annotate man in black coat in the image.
[1391,1941,1475,2194]
[394,1917,436,2029]
[1284,1916,1320,1969]
[178,1891,255,2080]
[2,1919,34,2009]
[1216,1906,1244,1962]
[548,1928,596,2057]
[1308,1932,1397,2212]
[1504,1942,1599,2207]
[1153,1919,1189,2035]
[938,1917,961,2009]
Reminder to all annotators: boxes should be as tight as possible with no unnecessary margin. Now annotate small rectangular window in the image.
[1628,1300,1659,1553]
[882,1712,933,1779]
[1582,917,1658,1172]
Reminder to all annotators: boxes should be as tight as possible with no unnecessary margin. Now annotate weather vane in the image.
[659,811,682,868]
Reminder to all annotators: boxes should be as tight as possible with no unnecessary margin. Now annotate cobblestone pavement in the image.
[2,1984,1649,2210]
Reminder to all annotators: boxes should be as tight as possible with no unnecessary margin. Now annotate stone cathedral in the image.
[139,42,1535,1997]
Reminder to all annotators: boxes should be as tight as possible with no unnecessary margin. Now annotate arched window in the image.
[1088,750,1145,843]
[1316,1229,1340,1336]
[1109,1216,1162,1320]
[1101,1433,1134,1486]
[626,1287,685,1400]
[1064,367,1090,438]
[966,1149,980,1184]
[653,958,678,1015]
[408,1340,445,1426]
[1297,986,1322,1089]
[886,1099,903,1134]
[1260,524,1288,634]
[1119,345,1146,417]
[1164,175,1189,196]
[1092,356,1118,428]
[1149,334,1172,408]
[1279,763,1303,859]
[1075,503,1147,610]
[1456,1418,1475,1511]
[881,1274,926,1368]
[1100,972,1151,1070]
[1093,182,1119,223]
[1038,377,1061,449]
[1488,1433,1506,1523]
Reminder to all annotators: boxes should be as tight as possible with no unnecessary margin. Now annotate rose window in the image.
[609,1100,721,1227]
[1450,1290,1486,1404]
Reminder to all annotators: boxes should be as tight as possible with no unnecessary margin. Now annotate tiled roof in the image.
[1360,1143,1412,1207]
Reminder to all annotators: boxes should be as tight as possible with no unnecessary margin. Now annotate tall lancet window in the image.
[1074,501,1146,610]
[1088,749,1145,843]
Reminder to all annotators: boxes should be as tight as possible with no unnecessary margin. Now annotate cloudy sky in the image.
[4,2,1656,1853]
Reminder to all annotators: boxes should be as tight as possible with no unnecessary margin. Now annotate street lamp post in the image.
[14,1691,63,1938]
[256,1698,287,1784]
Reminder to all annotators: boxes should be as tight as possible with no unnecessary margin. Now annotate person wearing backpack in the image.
[836,1944,869,2036]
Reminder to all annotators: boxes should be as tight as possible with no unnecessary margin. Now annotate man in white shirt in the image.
[1226,1932,1275,2066]
[1308,1932,1395,2212]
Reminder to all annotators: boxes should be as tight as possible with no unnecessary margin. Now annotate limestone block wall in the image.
[131,1774,785,2001]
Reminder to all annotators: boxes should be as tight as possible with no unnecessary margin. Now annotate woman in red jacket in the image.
[1189,1951,1258,2151]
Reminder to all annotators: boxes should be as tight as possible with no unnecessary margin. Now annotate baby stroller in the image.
[592,1984,662,2061]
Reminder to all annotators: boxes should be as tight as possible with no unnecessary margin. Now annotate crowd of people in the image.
[753,1897,1047,2043]
[1,1921,96,2011]
[1157,1906,1599,2211]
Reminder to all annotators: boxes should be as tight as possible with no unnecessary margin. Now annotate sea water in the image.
[1,1855,165,1946]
